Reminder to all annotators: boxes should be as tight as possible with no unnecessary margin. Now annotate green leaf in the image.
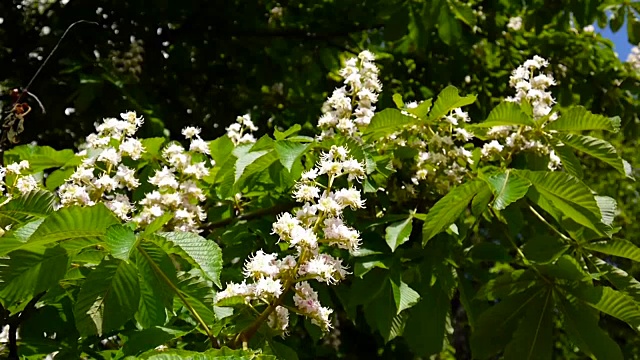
[363,109,415,140]
[385,216,413,251]
[564,283,640,329]
[268,340,299,360]
[138,347,272,360]
[207,136,234,166]
[450,1,476,27]
[471,185,493,216]
[364,280,408,342]
[140,213,174,238]
[590,258,640,303]
[105,224,137,261]
[473,102,534,128]
[175,270,215,326]
[559,297,623,360]
[550,142,583,179]
[274,124,302,140]
[517,170,606,235]
[555,134,627,176]
[140,138,167,160]
[0,246,69,307]
[595,196,617,226]
[28,203,120,246]
[74,258,140,336]
[422,180,485,245]
[545,106,620,133]
[437,6,461,45]
[404,285,449,356]
[392,93,404,108]
[274,140,311,172]
[522,235,569,264]
[390,278,420,314]
[122,326,190,356]
[503,289,553,360]
[134,242,177,328]
[234,149,271,182]
[45,167,75,190]
[0,190,56,228]
[484,170,531,210]
[584,239,640,262]
[4,145,75,172]
[475,270,540,301]
[628,8,640,45]
[471,287,544,359]
[155,232,223,288]
[537,255,589,282]
[428,86,476,121]
[406,99,433,119]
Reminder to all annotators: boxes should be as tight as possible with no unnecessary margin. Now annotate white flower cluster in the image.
[227,114,258,145]
[58,112,215,232]
[627,44,640,70]
[488,56,561,170]
[408,107,476,193]
[506,55,556,119]
[215,146,366,334]
[317,50,382,139]
[0,160,40,199]
[507,16,523,31]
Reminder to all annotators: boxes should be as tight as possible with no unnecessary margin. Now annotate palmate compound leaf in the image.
[153,232,223,288]
[74,257,140,336]
[483,169,531,211]
[0,189,56,228]
[517,170,607,235]
[470,286,545,359]
[422,180,485,245]
[427,85,476,122]
[554,133,629,178]
[545,106,620,133]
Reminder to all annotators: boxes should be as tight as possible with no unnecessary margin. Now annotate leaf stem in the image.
[136,244,219,348]
[527,205,572,242]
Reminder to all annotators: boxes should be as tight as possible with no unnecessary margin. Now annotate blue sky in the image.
[599,24,633,59]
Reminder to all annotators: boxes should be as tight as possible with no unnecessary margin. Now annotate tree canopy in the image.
[1,0,640,359]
